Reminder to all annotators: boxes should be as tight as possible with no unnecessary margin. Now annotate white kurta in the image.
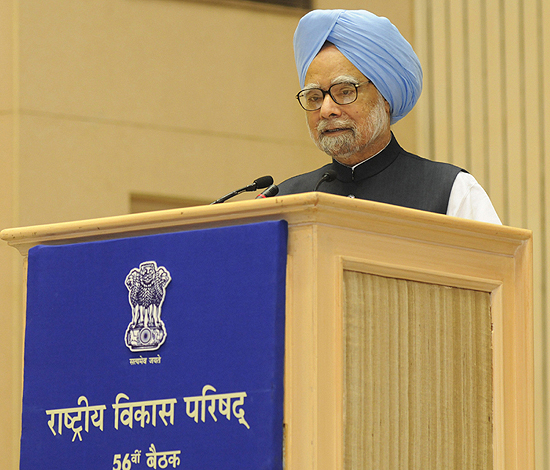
[447,172,501,224]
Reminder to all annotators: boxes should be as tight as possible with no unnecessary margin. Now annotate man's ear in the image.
[384,99,391,115]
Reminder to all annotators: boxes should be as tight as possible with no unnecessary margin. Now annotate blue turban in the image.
[294,9,422,124]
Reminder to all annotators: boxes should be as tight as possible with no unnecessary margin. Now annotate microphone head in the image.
[212,175,275,203]
[255,184,279,199]
[314,169,338,191]
[266,184,279,197]
[253,175,274,190]
[323,169,337,182]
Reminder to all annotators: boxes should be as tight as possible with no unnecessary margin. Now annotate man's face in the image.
[304,45,391,166]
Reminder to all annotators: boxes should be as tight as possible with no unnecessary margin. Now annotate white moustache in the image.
[317,119,357,135]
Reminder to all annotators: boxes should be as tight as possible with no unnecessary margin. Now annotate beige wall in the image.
[1,2,22,470]
[1,0,546,469]
[15,1,307,225]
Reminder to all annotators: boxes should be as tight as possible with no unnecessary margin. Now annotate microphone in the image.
[255,184,279,199]
[211,176,274,204]
[314,169,337,191]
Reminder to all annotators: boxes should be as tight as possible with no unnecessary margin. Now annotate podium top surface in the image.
[1,193,530,256]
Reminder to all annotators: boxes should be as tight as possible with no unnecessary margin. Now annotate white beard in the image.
[311,93,389,162]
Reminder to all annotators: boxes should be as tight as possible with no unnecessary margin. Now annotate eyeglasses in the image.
[296,80,370,111]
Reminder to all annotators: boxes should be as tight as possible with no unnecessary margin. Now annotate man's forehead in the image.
[304,46,367,88]
[304,74,362,89]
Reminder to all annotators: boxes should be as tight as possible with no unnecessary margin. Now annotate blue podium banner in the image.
[20,221,288,470]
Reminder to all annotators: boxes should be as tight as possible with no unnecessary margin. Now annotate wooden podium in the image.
[2,193,533,469]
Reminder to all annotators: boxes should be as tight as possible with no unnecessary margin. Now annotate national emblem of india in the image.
[124,261,171,352]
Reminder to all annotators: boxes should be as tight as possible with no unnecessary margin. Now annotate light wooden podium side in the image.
[2,193,533,470]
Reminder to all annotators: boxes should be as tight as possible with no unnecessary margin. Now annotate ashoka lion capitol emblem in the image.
[125,261,171,352]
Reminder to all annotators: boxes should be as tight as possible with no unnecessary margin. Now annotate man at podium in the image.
[278,9,501,225]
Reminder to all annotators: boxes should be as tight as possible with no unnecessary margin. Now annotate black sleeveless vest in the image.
[277,135,464,215]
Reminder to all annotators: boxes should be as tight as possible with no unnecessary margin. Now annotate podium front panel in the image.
[20,221,287,470]
[343,271,493,469]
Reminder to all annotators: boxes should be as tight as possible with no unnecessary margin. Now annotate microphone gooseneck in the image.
[314,169,337,191]
[211,176,274,204]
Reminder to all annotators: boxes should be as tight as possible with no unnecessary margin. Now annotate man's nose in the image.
[319,93,342,119]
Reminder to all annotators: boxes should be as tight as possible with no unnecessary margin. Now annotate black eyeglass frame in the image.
[295,80,371,111]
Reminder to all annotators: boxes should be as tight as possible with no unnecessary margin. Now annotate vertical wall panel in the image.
[465,0,484,178]
[524,0,542,227]
[449,0,467,170]
[503,0,525,228]
[430,0,451,164]
[487,0,507,213]
[414,0,549,468]
[542,2,550,470]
